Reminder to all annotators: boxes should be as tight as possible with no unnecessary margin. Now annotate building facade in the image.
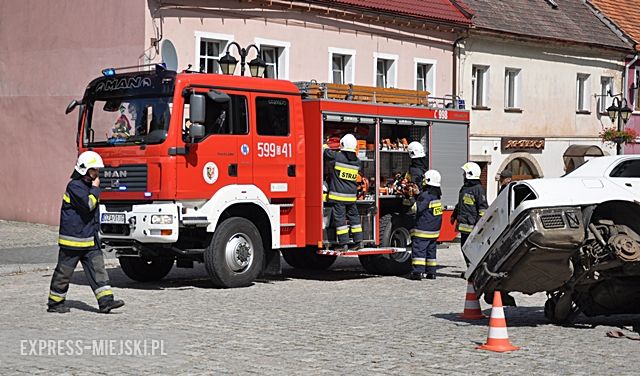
[459,0,632,201]
[0,0,471,224]
[589,0,640,155]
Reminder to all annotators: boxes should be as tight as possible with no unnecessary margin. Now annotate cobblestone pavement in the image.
[0,220,58,249]
[1,238,639,375]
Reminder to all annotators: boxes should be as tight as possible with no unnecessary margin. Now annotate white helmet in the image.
[75,151,104,175]
[407,141,426,159]
[340,134,358,152]
[461,162,481,180]
[424,170,441,187]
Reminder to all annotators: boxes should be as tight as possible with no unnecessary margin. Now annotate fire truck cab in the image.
[69,64,469,288]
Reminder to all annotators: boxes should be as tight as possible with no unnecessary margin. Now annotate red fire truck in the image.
[66,64,469,288]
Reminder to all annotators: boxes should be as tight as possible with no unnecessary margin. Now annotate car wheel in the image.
[204,217,264,288]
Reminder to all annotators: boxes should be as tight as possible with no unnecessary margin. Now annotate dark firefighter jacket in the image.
[452,179,487,233]
[59,178,101,250]
[324,148,361,202]
[406,157,429,186]
[412,186,443,239]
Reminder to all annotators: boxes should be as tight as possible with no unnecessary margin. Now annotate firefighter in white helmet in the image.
[402,141,429,208]
[450,162,488,266]
[409,170,443,280]
[47,151,125,313]
[324,134,363,250]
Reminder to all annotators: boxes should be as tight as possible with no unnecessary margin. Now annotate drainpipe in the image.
[623,54,638,102]
[452,36,465,108]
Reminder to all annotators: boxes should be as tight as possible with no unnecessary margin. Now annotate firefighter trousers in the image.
[460,231,471,267]
[332,202,362,245]
[411,237,437,274]
[48,248,115,308]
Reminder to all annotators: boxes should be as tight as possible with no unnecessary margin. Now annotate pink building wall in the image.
[624,63,640,154]
[0,0,146,225]
[147,1,458,97]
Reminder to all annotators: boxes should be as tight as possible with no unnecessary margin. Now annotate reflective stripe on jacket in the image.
[413,189,442,238]
[452,180,487,233]
[324,148,361,203]
[59,179,101,250]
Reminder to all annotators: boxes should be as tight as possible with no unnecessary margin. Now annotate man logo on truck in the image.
[95,76,152,92]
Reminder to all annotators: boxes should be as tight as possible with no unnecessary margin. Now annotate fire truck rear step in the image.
[316,247,407,257]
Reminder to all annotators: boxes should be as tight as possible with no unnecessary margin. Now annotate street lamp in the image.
[606,96,633,155]
[218,42,266,78]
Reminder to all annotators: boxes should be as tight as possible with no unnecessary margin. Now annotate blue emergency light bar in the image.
[101,63,167,77]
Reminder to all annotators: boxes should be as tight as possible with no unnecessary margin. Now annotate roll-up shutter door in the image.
[430,122,468,207]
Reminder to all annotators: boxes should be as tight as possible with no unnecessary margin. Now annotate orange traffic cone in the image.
[459,281,486,320]
[477,290,520,352]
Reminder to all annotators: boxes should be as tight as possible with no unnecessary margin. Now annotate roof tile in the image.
[319,0,473,25]
[590,0,640,51]
[462,0,631,50]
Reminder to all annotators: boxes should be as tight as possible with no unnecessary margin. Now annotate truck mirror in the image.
[65,99,80,115]
[189,123,205,140]
[190,93,206,124]
[207,89,230,103]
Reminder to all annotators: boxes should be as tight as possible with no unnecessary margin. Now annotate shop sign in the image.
[501,137,545,152]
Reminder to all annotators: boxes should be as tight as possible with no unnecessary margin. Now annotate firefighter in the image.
[450,162,488,267]
[324,134,363,250]
[402,141,429,208]
[47,151,125,314]
[409,170,443,280]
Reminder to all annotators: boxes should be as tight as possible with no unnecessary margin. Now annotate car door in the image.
[608,158,640,197]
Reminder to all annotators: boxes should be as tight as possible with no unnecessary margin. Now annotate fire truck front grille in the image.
[100,164,147,192]
[101,224,130,236]
[540,214,565,229]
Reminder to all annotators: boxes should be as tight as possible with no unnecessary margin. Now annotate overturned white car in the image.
[464,155,640,323]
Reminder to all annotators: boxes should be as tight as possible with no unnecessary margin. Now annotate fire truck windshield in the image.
[84,95,172,146]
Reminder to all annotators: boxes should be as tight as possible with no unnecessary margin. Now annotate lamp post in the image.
[606,96,633,155]
[218,42,267,78]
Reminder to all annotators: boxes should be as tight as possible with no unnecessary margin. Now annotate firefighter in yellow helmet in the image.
[47,151,125,313]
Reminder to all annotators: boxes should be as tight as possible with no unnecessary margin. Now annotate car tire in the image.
[119,256,174,282]
[204,217,264,288]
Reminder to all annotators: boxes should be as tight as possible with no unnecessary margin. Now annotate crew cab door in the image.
[608,158,640,196]
[250,95,297,198]
[175,90,249,199]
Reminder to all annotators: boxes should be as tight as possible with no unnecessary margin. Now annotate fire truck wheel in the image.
[281,248,336,270]
[366,214,412,275]
[119,257,174,282]
[205,217,264,288]
[358,255,380,274]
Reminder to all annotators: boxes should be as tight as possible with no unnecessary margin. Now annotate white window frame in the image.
[328,47,356,84]
[576,73,591,112]
[600,76,614,114]
[254,38,290,80]
[472,65,490,108]
[504,68,522,109]
[194,31,234,74]
[413,58,436,95]
[373,52,398,88]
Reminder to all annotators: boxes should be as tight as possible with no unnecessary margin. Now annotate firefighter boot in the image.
[99,299,125,314]
[408,272,422,281]
[47,303,70,313]
[424,273,436,280]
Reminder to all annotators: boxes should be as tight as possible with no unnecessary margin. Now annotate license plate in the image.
[101,213,125,224]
